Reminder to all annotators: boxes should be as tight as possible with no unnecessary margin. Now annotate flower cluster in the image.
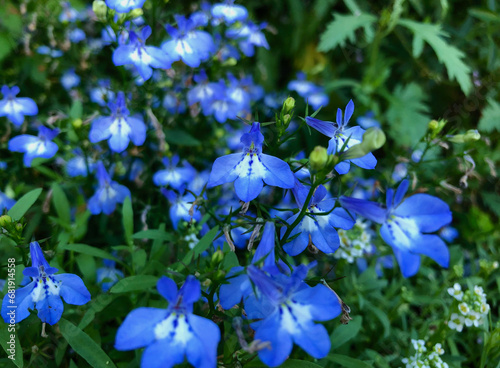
[402,340,448,368]
[333,220,373,263]
[447,284,490,331]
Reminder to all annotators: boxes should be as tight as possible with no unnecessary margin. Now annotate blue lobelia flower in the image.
[161,187,202,230]
[226,21,269,57]
[153,155,196,190]
[88,162,131,215]
[113,26,172,81]
[305,100,377,175]
[161,15,215,68]
[68,28,86,43]
[340,179,452,277]
[90,79,116,106]
[187,70,225,111]
[245,265,341,367]
[282,180,355,256]
[211,1,248,24]
[0,190,16,211]
[66,149,96,177]
[8,126,59,167]
[207,122,295,202]
[219,222,278,310]
[1,242,91,325]
[89,91,146,153]
[105,0,146,13]
[203,81,240,123]
[115,276,220,368]
[96,259,124,292]
[0,85,38,126]
[61,68,81,90]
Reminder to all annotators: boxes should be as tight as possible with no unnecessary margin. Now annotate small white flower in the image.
[458,302,470,315]
[448,313,464,332]
[447,283,463,301]
[480,302,490,314]
[434,343,445,355]
[473,285,485,298]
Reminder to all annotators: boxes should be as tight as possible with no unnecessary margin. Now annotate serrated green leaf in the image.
[318,13,376,52]
[110,275,158,293]
[58,243,119,261]
[398,19,472,94]
[385,83,430,146]
[330,316,363,349]
[59,318,116,368]
[8,188,43,221]
[51,183,71,226]
[122,196,133,246]
[478,99,500,133]
[325,354,373,368]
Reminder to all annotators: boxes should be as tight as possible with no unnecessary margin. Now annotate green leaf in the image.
[318,13,376,52]
[482,192,500,217]
[385,83,430,146]
[164,129,201,146]
[58,243,119,261]
[325,354,373,368]
[222,251,239,270]
[8,188,43,221]
[51,183,71,226]
[279,360,323,368]
[132,229,173,241]
[330,316,363,349]
[122,196,133,246]
[478,99,500,133]
[69,100,83,119]
[79,294,117,330]
[0,322,23,367]
[110,275,158,293]
[398,19,472,94]
[59,318,117,368]
[0,32,14,63]
[193,226,219,257]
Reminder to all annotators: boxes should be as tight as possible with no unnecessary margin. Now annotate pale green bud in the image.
[92,1,107,21]
[448,129,481,143]
[343,127,386,160]
[309,146,328,171]
[129,8,143,19]
[0,215,12,227]
[283,97,295,114]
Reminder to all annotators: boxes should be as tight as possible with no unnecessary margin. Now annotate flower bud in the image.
[211,249,224,265]
[343,127,386,160]
[129,8,143,19]
[283,114,291,126]
[428,119,439,131]
[448,129,481,143]
[309,146,328,171]
[0,215,12,227]
[72,118,82,129]
[283,97,295,114]
[92,1,107,21]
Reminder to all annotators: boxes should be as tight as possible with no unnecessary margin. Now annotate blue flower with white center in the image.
[1,242,91,325]
[66,150,96,178]
[90,79,116,106]
[96,259,124,292]
[226,21,269,57]
[0,85,38,126]
[113,26,172,81]
[153,155,196,190]
[89,92,146,153]
[245,265,341,367]
[202,81,240,123]
[187,70,225,110]
[207,122,295,202]
[161,15,215,68]
[163,89,186,115]
[340,179,452,277]
[0,190,15,211]
[211,1,248,24]
[8,126,59,167]
[105,0,146,13]
[61,69,81,90]
[88,162,131,215]
[115,276,220,368]
[225,73,251,113]
[306,100,377,175]
[306,87,329,110]
[161,187,202,230]
[287,72,318,97]
[282,180,355,256]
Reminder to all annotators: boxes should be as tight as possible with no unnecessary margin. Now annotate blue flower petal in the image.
[207,153,241,187]
[260,154,295,189]
[115,307,167,350]
[394,194,452,233]
[55,274,91,305]
[1,282,35,324]
[36,294,64,325]
[234,174,264,202]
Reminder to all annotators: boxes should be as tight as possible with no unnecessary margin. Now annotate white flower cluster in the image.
[333,220,372,263]
[447,283,490,332]
[402,340,448,368]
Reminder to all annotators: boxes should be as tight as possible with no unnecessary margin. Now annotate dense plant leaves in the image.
[318,13,376,52]
[478,99,500,133]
